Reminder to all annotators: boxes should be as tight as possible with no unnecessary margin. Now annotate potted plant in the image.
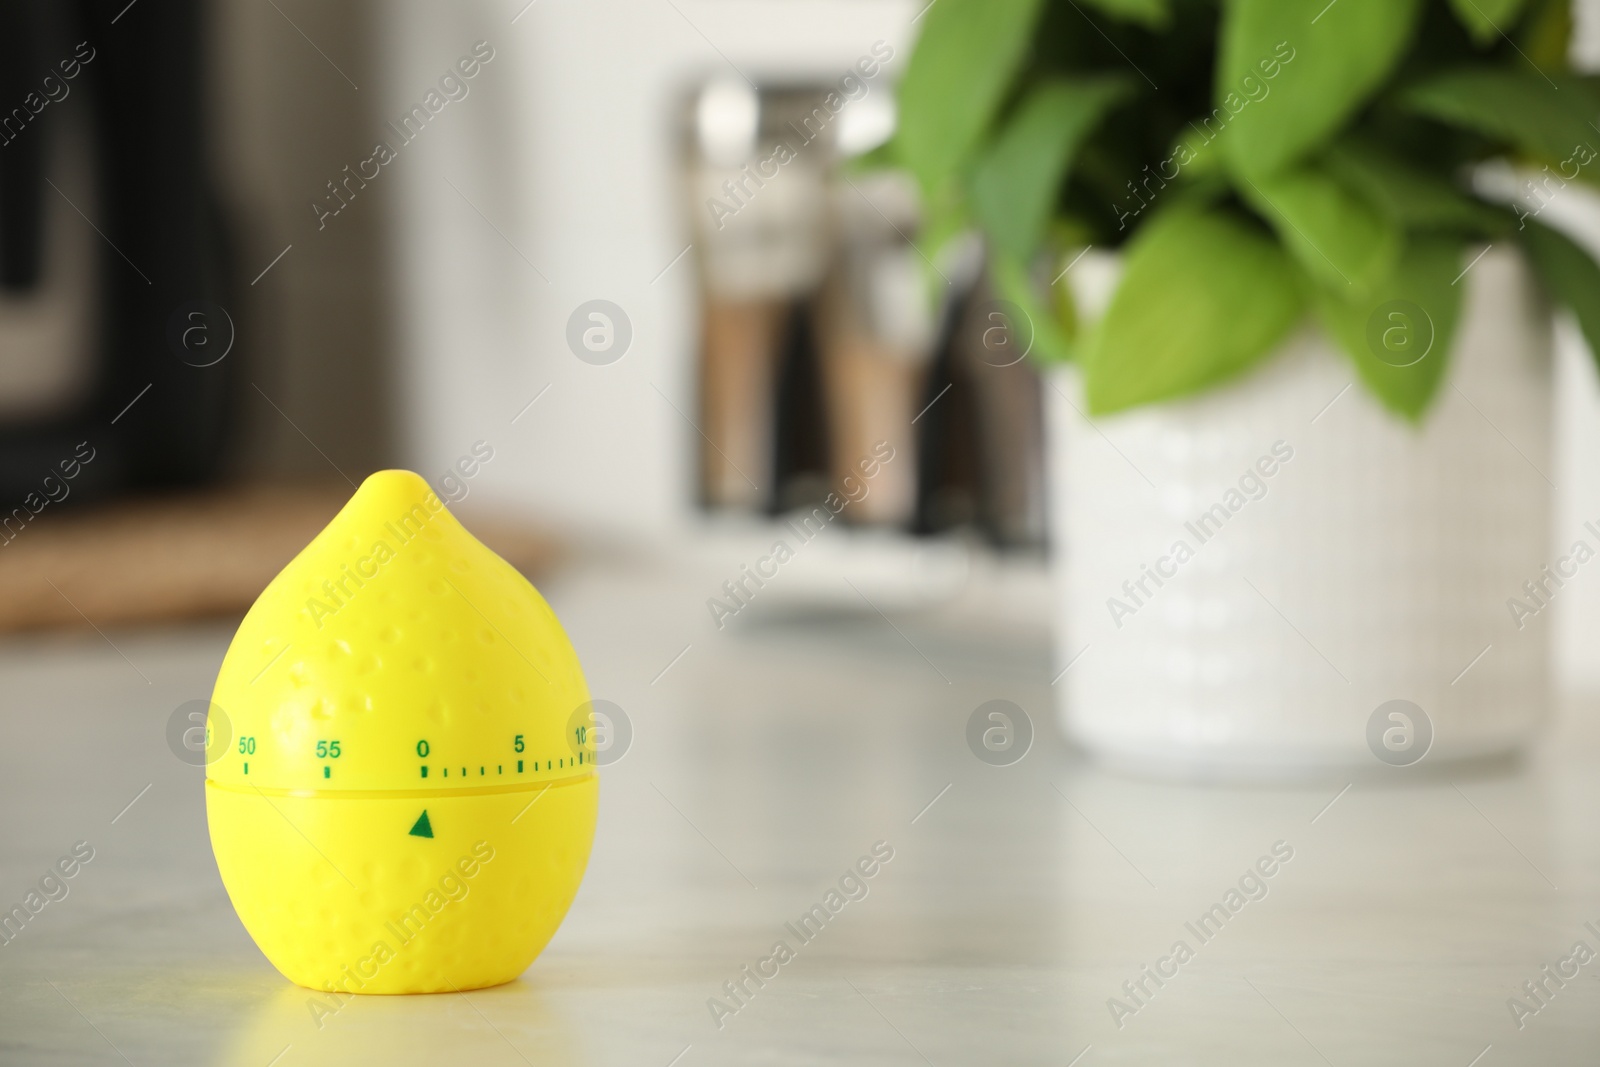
[890,0,1600,773]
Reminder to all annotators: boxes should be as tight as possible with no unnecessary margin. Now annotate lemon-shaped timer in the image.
[205,470,597,994]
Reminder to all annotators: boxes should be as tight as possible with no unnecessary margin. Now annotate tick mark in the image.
[421,766,429,778]
[322,766,330,779]
[243,762,249,774]
[517,759,523,772]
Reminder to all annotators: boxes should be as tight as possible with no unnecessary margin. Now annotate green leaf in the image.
[1082,206,1305,413]
[1322,139,1510,233]
[1312,236,1465,420]
[990,254,1076,363]
[1520,218,1600,376]
[1237,166,1400,294]
[841,139,899,175]
[1448,0,1529,45]
[912,190,973,306]
[1401,69,1600,181]
[1521,0,1573,70]
[895,0,1043,196]
[970,76,1132,260]
[1171,123,1227,178]
[1216,0,1423,177]
[916,185,973,276]
[1078,0,1169,29]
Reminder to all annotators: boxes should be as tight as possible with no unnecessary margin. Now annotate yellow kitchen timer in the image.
[205,470,598,994]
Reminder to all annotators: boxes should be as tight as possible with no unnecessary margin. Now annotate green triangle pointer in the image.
[409,810,434,838]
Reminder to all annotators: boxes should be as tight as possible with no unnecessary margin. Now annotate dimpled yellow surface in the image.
[205,470,598,994]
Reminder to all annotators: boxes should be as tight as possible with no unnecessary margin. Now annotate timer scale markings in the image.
[232,731,593,783]
[424,752,577,776]
[410,729,590,779]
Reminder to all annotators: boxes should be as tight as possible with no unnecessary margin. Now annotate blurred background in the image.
[0,0,1068,642]
[3,0,1599,661]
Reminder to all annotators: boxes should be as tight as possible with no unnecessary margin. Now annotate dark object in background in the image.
[685,74,1043,547]
[768,298,832,515]
[0,0,237,508]
[689,84,835,513]
[815,171,930,527]
[0,0,49,290]
[952,278,1047,548]
[915,270,1047,549]
[914,282,981,535]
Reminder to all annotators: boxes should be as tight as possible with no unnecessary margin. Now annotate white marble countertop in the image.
[2,554,1598,1065]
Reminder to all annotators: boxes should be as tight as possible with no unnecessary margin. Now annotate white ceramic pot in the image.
[1048,248,1553,776]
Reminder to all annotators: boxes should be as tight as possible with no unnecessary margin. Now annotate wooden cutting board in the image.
[0,484,559,633]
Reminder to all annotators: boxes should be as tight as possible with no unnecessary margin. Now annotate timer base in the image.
[206,775,597,994]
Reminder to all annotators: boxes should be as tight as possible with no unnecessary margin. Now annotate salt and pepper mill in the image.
[684,74,1045,547]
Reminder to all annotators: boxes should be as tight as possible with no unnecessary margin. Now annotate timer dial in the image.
[205,470,597,994]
